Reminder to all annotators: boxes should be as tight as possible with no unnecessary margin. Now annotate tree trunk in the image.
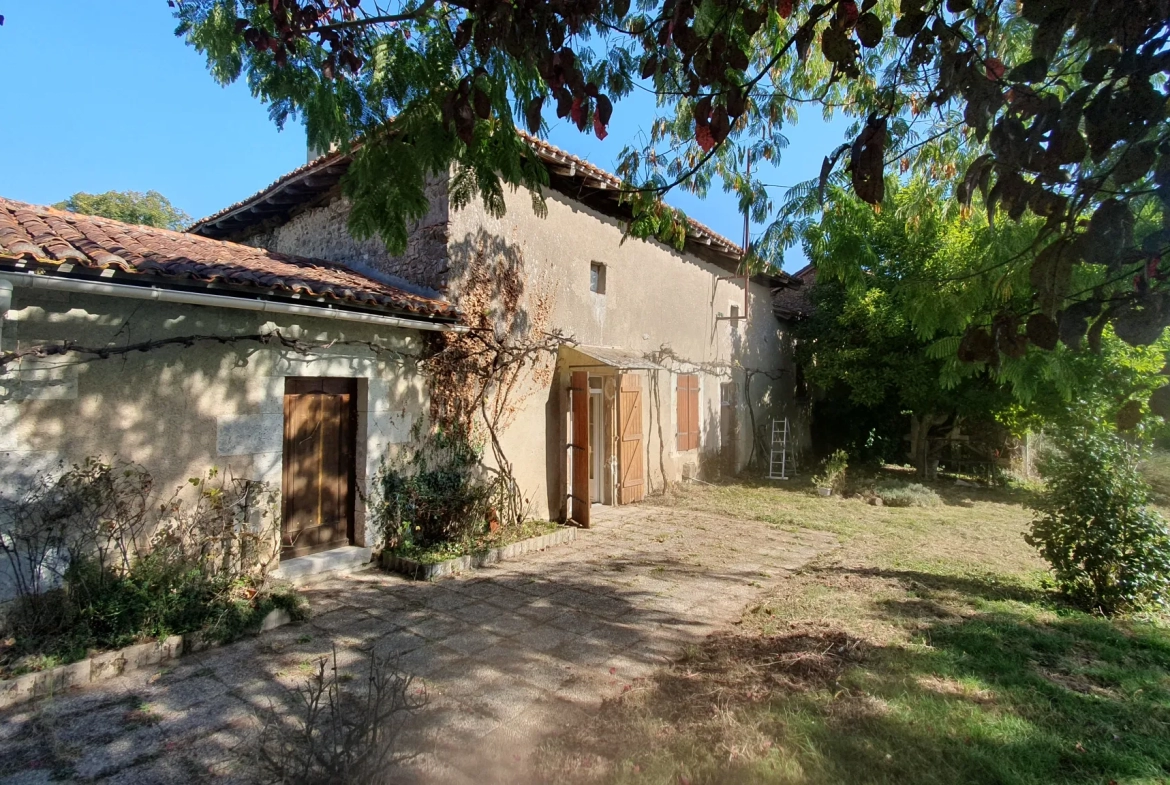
[908,412,950,479]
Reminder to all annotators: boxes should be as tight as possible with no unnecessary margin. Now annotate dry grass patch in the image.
[538,475,1170,785]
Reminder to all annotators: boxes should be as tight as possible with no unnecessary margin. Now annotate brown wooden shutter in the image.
[569,371,590,527]
[618,373,645,504]
[683,376,692,451]
[677,374,700,451]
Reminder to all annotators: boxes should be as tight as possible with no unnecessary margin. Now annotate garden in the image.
[539,449,1170,784]
[0,460,305,680]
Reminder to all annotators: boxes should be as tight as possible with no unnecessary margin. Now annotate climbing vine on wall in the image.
[417,236,562,528]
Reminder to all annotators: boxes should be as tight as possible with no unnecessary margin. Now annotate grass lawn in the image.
[540,469,1170,784]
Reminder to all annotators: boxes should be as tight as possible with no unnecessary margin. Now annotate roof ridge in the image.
[187,129,747,259]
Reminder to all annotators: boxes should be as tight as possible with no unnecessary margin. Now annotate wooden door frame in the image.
[568,370,590,527]
[589,386,604,503]
[280,376,358,559]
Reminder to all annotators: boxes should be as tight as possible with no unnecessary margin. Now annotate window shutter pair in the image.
[676,374,700,451]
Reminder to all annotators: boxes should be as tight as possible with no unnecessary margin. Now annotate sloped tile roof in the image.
[772,264,815,319]
[187,131,783,282]
[0,197,458,320]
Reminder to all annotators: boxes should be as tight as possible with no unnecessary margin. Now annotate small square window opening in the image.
[590,262,606,294]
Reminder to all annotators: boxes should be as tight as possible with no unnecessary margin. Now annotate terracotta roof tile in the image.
[772,265,815,319]
[0,197,458,321]
[188,132,749,261]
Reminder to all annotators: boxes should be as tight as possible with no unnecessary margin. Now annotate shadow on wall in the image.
[0,292,429,600]
[446,229,532,342]
[1,295,255,494]
[445,228,566,520]
[730,307,809,476]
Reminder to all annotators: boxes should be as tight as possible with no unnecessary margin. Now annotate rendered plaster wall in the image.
[445,184,801,520]
[225,171,802,519]
[241,178,451,292]
[0,289,428,600]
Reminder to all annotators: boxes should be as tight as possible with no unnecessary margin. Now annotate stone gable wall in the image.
[241,177,451,292]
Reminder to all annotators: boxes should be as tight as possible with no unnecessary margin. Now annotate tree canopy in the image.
[798,179,1170,458]
[54,190,192,231]
[174,0,1168,384]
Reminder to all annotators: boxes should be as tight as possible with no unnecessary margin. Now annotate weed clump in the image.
[875,481,943,508]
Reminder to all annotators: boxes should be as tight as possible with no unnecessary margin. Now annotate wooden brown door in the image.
[618,373,645,504]
[568,371,590,527]
[281,377,357,559]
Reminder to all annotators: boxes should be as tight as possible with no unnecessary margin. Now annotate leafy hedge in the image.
[1028,431,1170,614]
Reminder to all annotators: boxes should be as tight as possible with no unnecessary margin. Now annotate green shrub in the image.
[1027,430,1170,614]
[812,450,849,492]
[373,428,506,551]
[377,463,494,549]
[875,481,943,508]
[0,460,295,675]
[5,557,306,670]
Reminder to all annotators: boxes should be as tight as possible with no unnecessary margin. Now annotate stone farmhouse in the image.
[0,133,807,576]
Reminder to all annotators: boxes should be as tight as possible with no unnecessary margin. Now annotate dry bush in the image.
[253,645,426,784]
[875,480,943,507]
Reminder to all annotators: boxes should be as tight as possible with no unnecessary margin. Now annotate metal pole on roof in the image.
[741,152,750,328]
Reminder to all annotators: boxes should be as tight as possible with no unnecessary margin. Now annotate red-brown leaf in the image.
[570,96,587,131]
[525,95,544,134]
[850,116,887,205]
[594,112,609,140]
[985,57,1005,81]
[696,123,715,152]
[596,94,613,126]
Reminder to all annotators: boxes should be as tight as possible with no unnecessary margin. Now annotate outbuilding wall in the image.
[0,288,430,599]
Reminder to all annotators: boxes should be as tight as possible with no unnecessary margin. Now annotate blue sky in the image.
[1,1,852,272]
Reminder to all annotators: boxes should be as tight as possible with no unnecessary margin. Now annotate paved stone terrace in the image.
[0,504,837,784]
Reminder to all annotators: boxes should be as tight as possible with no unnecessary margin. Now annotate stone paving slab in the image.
[0,504,836,784]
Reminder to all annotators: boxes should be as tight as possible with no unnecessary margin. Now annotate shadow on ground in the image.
[536,571,1170,785]
[0,507,835,784]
